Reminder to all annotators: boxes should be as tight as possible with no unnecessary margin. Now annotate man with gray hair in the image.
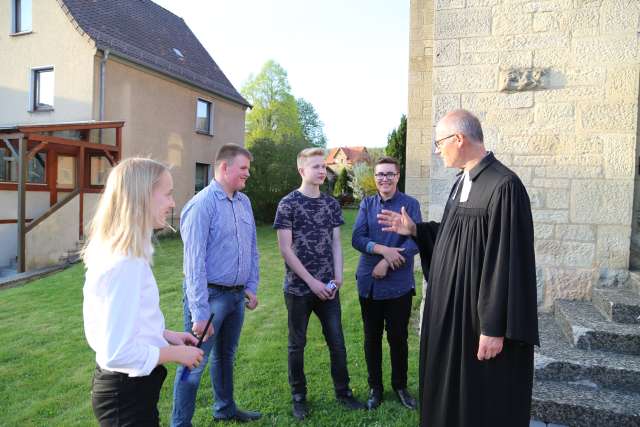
[378,110,539,426]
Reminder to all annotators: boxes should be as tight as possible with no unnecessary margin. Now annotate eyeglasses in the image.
[374,172,398,181]
[434,134,457,150]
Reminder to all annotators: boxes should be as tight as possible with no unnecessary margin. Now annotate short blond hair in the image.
[82,157,168,268]
[297,147,325,168]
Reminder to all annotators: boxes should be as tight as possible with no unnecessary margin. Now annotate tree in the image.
[349,162,377,201]
[243,137,307,223]
[333,167,351,197]
[386,114,407,192]
[297,98,327,147]
[241,60,304,143]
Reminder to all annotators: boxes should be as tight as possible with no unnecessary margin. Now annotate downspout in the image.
[98,49,110,121]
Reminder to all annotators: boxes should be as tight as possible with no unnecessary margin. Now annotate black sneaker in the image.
[395,388,417,410]
[292,394,309,420]
[366,388,383,410]
[336,391,366,410]
[214,408,262,423]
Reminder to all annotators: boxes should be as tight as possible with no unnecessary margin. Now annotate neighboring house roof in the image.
[326,146,370,165]
[60,0,250,108]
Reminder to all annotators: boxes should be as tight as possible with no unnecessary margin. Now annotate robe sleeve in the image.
[478,176,539,346]
[414,221,440,276]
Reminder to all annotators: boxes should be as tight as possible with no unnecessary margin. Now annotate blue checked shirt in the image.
[180,180,259,322]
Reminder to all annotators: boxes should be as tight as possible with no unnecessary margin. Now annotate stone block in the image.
[573,35,638,66]
[435,9,492,38]
[499,50,533,68]
[535,239,595,267]
[529,187,546,209]
[532,178,570,189]
[579,103,637,131]
[600,0,640,34]
[500,134,566,155]
[532,209,569,223]
[534,103,575,131]
[534,86,604,103]
[533,48,571,68]
[433,65,497,93]
[544,165,602,178]
[460,51,499,65]
[499,67,550,92]
[493,13,532,35]
[512,155,555,166]
[485,108,534,128]
[501,33,570,51]
[435,0,465,10]
[575,134,604,155]
[535,222,554,239]
[433,94,460,122]
[510,166,533,183]
[541,267,595,310]
[555,154,601,166]
[466,0,500,6]
[606,66,640,102]
[571,180,634,225]
[597,225,631,269]
[462,92,533,112]
[434,39,459,66]
[546,188,570,209]
[555,224,595,242]
[565,66,606,86]
[460,37,499,53]
[603,134,636,179]
[430,178,454,206]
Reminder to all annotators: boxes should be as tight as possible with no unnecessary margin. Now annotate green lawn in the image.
[0,209,421,426]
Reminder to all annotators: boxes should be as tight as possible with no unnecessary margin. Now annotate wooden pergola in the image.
[0,121,124,272]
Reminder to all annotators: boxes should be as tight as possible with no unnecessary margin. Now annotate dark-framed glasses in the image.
[374,172,398,181]
[434,134,457,150]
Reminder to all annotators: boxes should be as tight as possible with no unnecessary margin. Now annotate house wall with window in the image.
[101,56,246,212]
[0,0,96,125]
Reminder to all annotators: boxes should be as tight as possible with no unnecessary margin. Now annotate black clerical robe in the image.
[416,153,539,427]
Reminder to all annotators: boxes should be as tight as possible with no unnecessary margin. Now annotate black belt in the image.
[208,283,245,292]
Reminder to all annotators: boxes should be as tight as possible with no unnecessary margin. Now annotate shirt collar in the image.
[456,152,495,180]
[211,179,236,201]
[377,190,400,204]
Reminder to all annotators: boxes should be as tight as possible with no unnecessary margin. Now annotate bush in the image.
[349,162,377,202]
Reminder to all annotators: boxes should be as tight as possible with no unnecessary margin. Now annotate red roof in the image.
[326,146,370,165]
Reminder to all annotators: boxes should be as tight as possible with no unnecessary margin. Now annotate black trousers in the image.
[91,364,167,427]
[359,291,413,391]
[284,292,351,398]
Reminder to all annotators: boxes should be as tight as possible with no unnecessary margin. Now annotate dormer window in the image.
[12,0,32,33]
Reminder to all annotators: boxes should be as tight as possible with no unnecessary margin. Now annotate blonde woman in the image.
[83,158,205,427]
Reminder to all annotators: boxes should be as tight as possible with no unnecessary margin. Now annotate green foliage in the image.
[244,137,306,224]
[297,98,327,147]
[241,60,304,143]
[385,114,407,192]
[366,147,386,164]
[333,167,351,197]
[349,162,377,201]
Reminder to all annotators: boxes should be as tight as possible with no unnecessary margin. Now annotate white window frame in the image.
[195,98,214,136]
[11,0,32,35]
[29,66,54,112]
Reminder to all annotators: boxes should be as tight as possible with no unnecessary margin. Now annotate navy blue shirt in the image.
[273,191,344,296]
[352,191,422,300]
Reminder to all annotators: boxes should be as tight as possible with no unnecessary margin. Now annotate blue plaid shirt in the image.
[180,180,259,322]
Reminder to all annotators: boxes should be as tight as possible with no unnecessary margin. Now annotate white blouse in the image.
[83,255,168,377]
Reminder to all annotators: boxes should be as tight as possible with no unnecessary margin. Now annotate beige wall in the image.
[102,56,246,213]
[407,0,640,309]
[0,190,49,267]
[0,0,96,125]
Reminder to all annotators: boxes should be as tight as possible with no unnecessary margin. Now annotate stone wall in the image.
[407,0,640,309]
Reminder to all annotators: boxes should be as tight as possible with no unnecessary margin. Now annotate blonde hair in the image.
[297,147,325,168]
[82,157,168,268]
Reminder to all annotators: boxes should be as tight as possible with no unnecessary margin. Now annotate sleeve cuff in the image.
[366,241,376,254]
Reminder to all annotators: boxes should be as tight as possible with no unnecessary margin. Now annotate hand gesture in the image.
[378,206,416,236]
[381,246,406,270]
[477,335,504,361]
[175,345,204,369]
[245,290,259,310]
[192,319,214,341]
[372,259,389,279]
[165,330,199,346]
[309,278,332,301]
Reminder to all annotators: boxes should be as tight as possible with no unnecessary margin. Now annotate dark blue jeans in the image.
[171,286,245,426]
[284,292,351,398]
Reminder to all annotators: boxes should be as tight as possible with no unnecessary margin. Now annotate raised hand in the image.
[378,206,416,236]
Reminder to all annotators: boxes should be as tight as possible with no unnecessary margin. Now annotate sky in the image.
[152,0,409,148]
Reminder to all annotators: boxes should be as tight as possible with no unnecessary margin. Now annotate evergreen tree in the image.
[385,114,407,192]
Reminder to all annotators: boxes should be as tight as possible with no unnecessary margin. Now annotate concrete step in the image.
[593,287,640,324]
[630,271,640,296]
[535,314,640,393]
[532,379,640,427]
[554,300,640,356]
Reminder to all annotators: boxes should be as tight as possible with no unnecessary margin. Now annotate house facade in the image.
[0,0,249,271]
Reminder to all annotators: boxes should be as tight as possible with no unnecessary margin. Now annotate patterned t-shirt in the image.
[273,190,344,296]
